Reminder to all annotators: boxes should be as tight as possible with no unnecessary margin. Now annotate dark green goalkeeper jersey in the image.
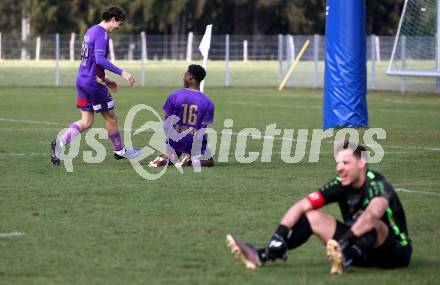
[317,169,410,246]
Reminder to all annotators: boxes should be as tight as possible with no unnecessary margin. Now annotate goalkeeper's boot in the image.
[114,147,141,160]
[226,234,262,269]
[326,239,345,274]
[148,153,169,167]
[50,139,61,165]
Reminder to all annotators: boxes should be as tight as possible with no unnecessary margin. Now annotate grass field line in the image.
[0,232,26,238]
[395,188,440,196]
[227,131,440,152]
[0,152,49,156]
[1,117,439,152]
[226,100,321,110]
[226,100,440,113]
[0,118,65,126]
[383,99,440,105]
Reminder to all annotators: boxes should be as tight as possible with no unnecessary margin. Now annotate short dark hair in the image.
[337,140,367,160]
[102,5,126,22]
[188,64,206,83]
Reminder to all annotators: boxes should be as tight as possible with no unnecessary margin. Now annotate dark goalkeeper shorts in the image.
[333,220,412,268]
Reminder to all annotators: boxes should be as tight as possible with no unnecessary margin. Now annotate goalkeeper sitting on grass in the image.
[227,141,411,274]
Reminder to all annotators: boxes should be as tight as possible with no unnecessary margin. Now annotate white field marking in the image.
[0,118,66,126]
[226,101,321,110]
[0,128,60,132]
[226,101,439,113]
[0,231,26,237]
[228,131,439,152]
[0,152,49,156]
[1,117,439,152]
[396,188,440,196]
[383,99,440,105]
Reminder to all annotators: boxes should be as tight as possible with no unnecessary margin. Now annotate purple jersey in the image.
[76,25,122,87]
[163,89,215,154]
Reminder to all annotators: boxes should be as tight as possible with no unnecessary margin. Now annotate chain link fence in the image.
[0,33,439,92]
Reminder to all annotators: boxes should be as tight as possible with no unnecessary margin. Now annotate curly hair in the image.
[102,5,126,22]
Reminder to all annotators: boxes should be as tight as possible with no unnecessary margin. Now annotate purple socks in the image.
[108,131,123,151]
[59,123,123,151]
[59,123,81,146]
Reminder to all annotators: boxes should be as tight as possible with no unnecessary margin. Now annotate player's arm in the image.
[350,196,388,237]
[281,179,341,228]
[95,33,135,86]
[95,53,135,87]
[280,198,314,228]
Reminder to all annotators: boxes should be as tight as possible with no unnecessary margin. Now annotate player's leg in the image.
[51,111,94,165]
[51,84,95,165]
[326,212,390,274]
[91,84,139,160]
[356,228,412,269]
[226,210,338,269]
[101,109,140,160]
[260,210,337,262]
[189,133,214,167]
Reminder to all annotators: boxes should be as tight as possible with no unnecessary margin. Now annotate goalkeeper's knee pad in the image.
[266,234,288,261]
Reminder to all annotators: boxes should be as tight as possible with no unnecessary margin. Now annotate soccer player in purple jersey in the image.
[149,64,215,168]
[50,5,139,165]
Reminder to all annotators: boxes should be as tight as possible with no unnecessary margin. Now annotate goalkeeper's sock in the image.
[342,229,377,267]
[59,123,81,146]
[285,214,313,250]
[262,215,313,262]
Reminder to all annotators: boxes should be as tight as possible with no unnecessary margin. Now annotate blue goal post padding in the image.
[323,0,368,129]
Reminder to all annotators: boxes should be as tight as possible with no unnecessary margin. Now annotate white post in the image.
[437,0,440,71]
[186,32,193,62]
[225,34,230,86]
[128,41,135,61]
[437,0,440,91]
[400,35,406,93]
[141,32,147,87]
[35,36,41,62]
[278,34,283,83]
[313,34,320,88]
[69,32,75,61]
[287,34,295,63]
[109,38,115,61]
[287,35,295,86]
[375,35,381,62]
[55,33,60,87]
[243,40,248,62]
[371,35,377,90]
[21,15,29,60]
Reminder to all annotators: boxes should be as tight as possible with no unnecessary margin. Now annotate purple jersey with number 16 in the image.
[163,89,215,154]
[75,25,122,113]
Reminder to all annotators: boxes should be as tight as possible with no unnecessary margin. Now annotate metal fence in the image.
[0,32,439,93]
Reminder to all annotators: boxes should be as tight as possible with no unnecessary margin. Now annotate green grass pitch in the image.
[0,86,439,285]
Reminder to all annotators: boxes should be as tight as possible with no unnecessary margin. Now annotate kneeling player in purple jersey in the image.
[50,5,139,165]
[149,64,215,168]
[226,141,411,274]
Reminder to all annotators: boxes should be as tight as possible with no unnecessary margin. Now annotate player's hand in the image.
[105,78,118,93]
[122,71,135,87]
